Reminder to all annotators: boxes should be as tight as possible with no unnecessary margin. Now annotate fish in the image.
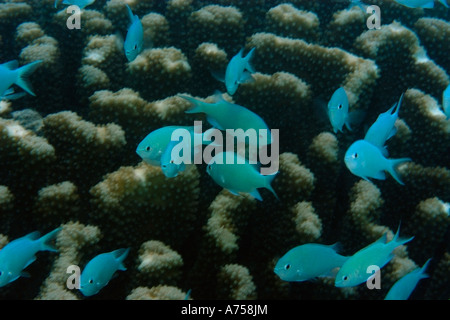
[393,0,449,8]
[0,60,42,100]
[136,126,195,166]
[364,93,404,157]
[274,243,348,282]
[80,248,130,297]
[124,4,144,62]
[344,139,411,185]
[180,92,272,146]
[384,259,431,300]
[335,225,414,287]
[212,48,256,95]
[160,139,187,178]
[348,0,369,11]
[443,84,450,119]
[54,0,95,9]
[206,151,278,201]
[0,228,61,287]
[327,87,365,134]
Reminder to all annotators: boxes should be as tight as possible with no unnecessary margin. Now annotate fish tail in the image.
[14,60,42,96]
[264,173,279,201]
[245,47,256,73]
[439,0,449,8]
[392,222,414,248]
[126,4,135,22]
[416,258,432,279]
[387,157,411,185]
[180,95,206,114]
[38,227,62,252]
[112,248,130,271]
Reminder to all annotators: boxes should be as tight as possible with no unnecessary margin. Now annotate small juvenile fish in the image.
[393,0,448,8]
[443,84,450,119]
[364,93,403,156]
[0,228,61,287]
[80,248,130,297]
[0,60,42,100]
[327,87,350,133]
[181,92,272,146]
[124,4,143,62]
[344,139,411,185]
[54,0,95,9]
[335,225,414,287]
[384,259,431,300]
[136,126,193,166]
[274,243,348,282]
[212,48,256,95]
[161,139,187,178]
[206,151,278,201]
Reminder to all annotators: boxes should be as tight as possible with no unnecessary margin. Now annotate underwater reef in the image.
[0,0,449,300]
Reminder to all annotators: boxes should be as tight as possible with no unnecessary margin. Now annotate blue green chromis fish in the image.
[274,243,348,282]
[0,60,42,100]
[384,258,431,300]
[364,93,404,156]
[212,48,256,95]
[124,4,143,62]
[344,139,411,185]
[335,225,414,288]
[80,248,130,297]
[393,0,449,8]
[54,0,95,9]
[327,87,350,133]
[180,92,272,146]
[206,151,278,201]
[136,126,194,166]
[443,84,450,119]
[0,227,61,287]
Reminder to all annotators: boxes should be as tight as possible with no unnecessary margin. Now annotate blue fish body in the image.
[364,93,403,156]
[328,87,350,133]
[335,225,414,287]
[443,84,450,119]
[224,48,256,95]
[0,228,61,287]
[385,259,431,300]
[181,92,272,146]
[56,0,95,9]
[80,248,129,297]
[0,60,42,100]
[393,0,448,8]
[344,139,411,185]
[274,243,348,282]
[124,4,144,62]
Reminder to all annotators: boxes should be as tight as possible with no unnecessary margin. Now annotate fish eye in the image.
[89,279,93,284]
[353,153,358,159]
[284,264,290,270]
[134,44,137,50]
[170,160,174,164]
[338,104,342,109]
[162,165,166,168]
[0,271,2,276]
[146,146,151,152]
[342,275,348,281]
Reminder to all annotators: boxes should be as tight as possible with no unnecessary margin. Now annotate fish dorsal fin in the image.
[1,60,18,70]
[329,242,343,253]
[24,231,41,240]
[249,189,263,201]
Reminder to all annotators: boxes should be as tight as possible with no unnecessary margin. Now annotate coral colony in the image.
[0,0,449,300]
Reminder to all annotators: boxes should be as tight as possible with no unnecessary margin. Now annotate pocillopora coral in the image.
[0,0,448,300]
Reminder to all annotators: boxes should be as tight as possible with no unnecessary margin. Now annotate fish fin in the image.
[380,146,389,157]
[180,95,205,114]
[415,258,432,279]
[249,189,263,201]
[329,242,343,253]
[24,231,41,240]
[210,69,225,83]
[423,1,435,8]
[264,174,279,201]
[3,92,27,100]
[346,110,366,131]
[38,227,62,252]
[20,271,31,278]
[387,127,397,141]
[373,170,386,180]
[239,71,255,84]
[227,189,241,197]
[112,248,130,267]
[206,115,224,131]
[15,60,42,96]
[439,0,449,8]
[244,47,256,73]
[179,162,186,172]
[125,4,135,22]
[1,60,18,70]
[54,0,58,8]
[23,256,36,270]
[387,158,412,185]
[392,222,414,247]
